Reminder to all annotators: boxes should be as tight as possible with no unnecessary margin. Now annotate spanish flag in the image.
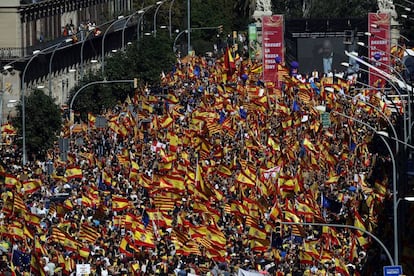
[134,230,156,248]
[112,195,129,212]
[5,174,20,189]
[87,112,96,128]
[22,179,42,194]
[119,237,136,257]
[78,247,91,259]
[64,166,83,180]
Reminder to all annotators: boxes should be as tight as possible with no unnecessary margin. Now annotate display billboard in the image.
[368,12,391,87]
[297,37,349,76]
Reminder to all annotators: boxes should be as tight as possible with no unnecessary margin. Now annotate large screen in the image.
[297,37,350,76]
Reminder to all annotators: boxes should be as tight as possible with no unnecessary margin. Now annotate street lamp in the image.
[173,29,188,52]
[48,38,73,98]
[153,1,165,38]
[21,50,44,165]
[68,79,134,138]
[102,15,125,78]
[169,0,176,38]
[137,6,155,47]
[187,0,191,54]
[401,14,414,21]
[122,6,154,49]
[122,11,140,50]
[173,26,222,53]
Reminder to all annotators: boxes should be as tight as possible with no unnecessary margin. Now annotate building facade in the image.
[0,0,132,59]
[0,0,133,124]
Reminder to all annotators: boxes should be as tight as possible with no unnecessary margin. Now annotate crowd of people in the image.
[0,47,400,275]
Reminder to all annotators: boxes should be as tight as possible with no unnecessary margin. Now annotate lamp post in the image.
[69,79,134,138]
[48,38,73,98]
[173,26,221,53]
[187,0,191,54]
[169,0,176,38]
[137,6,155,47]
[102,16,125,78]
[122,5,155,49]
[153,1,165,38]
[325,85,400,153]
[173,29,188,52]
[122,11,140,50]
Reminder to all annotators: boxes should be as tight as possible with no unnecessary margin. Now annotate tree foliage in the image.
[271,0,378,19]
[69,31,175,118]
[12,90,62,161]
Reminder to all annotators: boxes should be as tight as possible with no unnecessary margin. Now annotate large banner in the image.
[368,12,391,87]
[262,15,284,82]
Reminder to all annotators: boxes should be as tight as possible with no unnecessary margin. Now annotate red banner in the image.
[368,12,391,87]
[262,15,284,82]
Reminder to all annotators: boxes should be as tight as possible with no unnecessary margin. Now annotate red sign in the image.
[262,15,284,82]
[368,12,391,87]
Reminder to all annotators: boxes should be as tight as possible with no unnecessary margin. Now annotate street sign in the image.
[383,265,402,276]
[320,112,331,128]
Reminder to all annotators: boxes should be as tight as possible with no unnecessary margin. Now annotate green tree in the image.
[12,90,62,161]
[105,32,176,85]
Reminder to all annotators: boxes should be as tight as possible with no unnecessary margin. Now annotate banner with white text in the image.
[262,15,284,82]
[368,12,391,87]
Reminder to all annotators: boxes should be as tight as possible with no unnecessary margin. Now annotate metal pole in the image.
[169,0,176,38]
[137,7,153,47]
[69,79,134,123]
[153,1,165,38]
[49,39,72,98]
[187,0,191,54]
[173,30,187,52]
[102,17,124,78]
[21,53,41,166]
[173,26,220,53]
[332,111,400,265]
[380,134,399,266]
[122,12,139,50]
[279,221,394,266]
